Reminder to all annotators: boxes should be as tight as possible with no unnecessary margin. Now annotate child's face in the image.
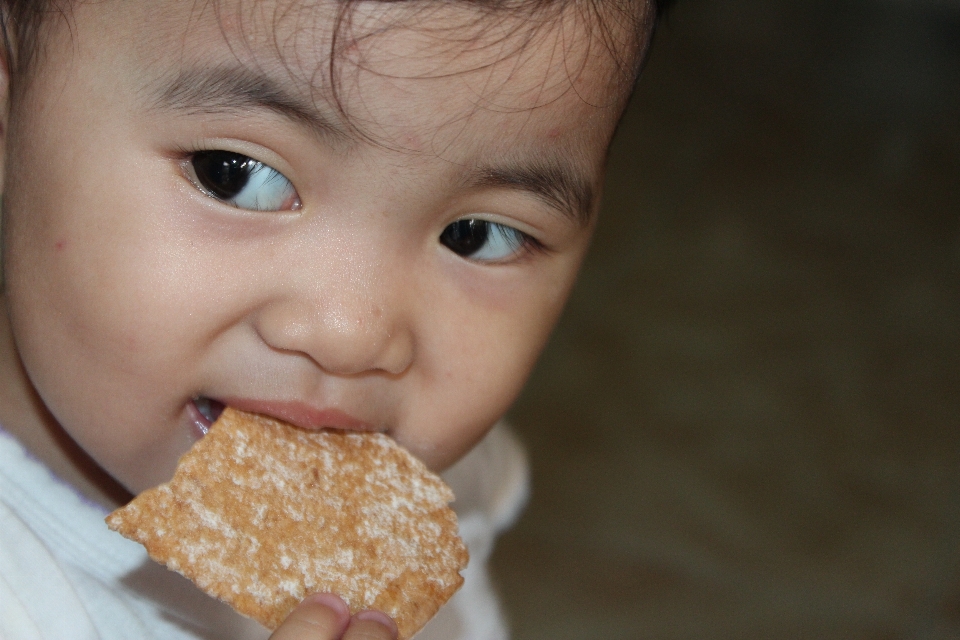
[1,1,631,495]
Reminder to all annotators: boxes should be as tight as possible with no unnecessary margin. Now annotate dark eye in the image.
[192,150,252,199]
[440,218,528,261]
[440,219,490,257]
[188,150,298,211]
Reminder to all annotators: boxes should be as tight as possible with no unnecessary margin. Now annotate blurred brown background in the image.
[491,1,960,638]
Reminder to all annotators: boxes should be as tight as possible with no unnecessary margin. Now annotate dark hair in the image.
[0,0,58,79]
[1,1,668,85]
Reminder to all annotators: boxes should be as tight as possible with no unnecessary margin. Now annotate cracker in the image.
[106,408,468,639]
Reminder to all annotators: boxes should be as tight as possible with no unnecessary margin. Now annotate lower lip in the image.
[186,401,210,438]
[186,398,225,437]
[221,398,377,432]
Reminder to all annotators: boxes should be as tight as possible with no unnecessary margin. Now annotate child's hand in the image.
[269,594,397,640]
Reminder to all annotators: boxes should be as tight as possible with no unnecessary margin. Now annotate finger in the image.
[343,610,398,640]
[269,594,350,640]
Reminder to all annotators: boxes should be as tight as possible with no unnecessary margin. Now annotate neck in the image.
[0,297,132,510]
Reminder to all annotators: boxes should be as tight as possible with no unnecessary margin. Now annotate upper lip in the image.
[221,397,381,432]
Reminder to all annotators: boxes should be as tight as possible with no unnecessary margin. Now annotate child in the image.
[0,1,665,639]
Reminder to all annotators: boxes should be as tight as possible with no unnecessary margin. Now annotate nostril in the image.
[255,298,413,376]
[378,332,415,377]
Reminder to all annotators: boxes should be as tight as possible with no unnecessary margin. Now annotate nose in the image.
[255,268,415,378]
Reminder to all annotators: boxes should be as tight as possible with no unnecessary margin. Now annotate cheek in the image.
[7,183,182,374]
[4,201,173,430]
[407,318,543,470]
[402,259,579,470]
[0,146,221,484]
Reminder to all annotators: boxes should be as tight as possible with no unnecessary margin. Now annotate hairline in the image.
[2,0,661,96]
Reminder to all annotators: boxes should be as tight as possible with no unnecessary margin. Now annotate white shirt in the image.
[0,425,528,640]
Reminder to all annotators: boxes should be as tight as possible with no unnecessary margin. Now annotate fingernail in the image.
[355,610,398,637]
[303,593,350,620]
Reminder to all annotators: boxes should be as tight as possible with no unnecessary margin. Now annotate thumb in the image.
[269,594,350,640]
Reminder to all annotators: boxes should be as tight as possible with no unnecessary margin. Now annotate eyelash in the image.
[439,218,547,264]
[176,145,300,212]
[510,232,546,258]
[175,146,550,262]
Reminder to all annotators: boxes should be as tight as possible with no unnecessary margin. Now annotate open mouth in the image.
[190,396,225,435]
[188,396,384,437]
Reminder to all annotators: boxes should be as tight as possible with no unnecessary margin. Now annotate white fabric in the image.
[0,423,528,640]
[425,423,530,640]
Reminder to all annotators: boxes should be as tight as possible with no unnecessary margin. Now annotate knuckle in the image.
[343,618,397,640]
[269,600,347,640]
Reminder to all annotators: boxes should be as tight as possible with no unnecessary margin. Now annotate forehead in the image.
[79,0,633,150]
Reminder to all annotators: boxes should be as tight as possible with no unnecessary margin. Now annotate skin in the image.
[0,0,643,638]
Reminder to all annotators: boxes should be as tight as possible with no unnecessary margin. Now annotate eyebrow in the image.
[147,64,349,143]
[148,64,595,224]
[468,162,595,227]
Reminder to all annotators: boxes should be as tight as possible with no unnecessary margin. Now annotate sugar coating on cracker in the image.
[106,408,468,639]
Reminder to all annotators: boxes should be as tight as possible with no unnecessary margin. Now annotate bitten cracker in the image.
[106,408,468,639]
